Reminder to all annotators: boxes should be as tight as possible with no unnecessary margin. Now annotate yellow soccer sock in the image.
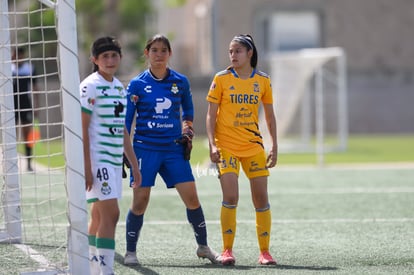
[256,208,271,252]
[221,203,237,250]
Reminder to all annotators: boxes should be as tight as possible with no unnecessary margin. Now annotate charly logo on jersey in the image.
[81,86,88,97]
[144,85,152,93]
[154,97,172,114]
[101,182,111,195]
[171,83,179,94]
[97,86,110,96]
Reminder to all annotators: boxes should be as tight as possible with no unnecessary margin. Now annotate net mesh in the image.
[1,0,69,273]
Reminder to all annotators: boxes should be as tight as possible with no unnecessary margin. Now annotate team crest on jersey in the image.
[210,82,216,90]
[253,82,260,93]
[171,83,179,94]
[101,182,111,195]
[114,85,125,96]
[87,97,95,105]
[130,95,139,105]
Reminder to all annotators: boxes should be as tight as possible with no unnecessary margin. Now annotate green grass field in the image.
[277,134,414,164]
[3,134,414,274]
[111,166,414,275]
[25,134,414,167]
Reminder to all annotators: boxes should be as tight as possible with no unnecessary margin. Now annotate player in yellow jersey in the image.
[206,34,278,266]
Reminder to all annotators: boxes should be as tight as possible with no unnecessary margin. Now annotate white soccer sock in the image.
[89,245,100,275]
[97,247,115,275]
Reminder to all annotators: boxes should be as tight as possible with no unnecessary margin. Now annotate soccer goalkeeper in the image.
[123,34,220,266]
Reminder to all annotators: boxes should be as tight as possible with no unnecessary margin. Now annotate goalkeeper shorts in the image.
[130,147,195,188]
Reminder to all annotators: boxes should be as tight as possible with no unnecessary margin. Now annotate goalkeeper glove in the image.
[175,135,192,160]
[175,120,194,160]
[182,120,194,140]
[122,153,131,178]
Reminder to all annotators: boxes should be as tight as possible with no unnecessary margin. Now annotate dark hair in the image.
[91,36,121,72]
[231,34,258,68]
[17,47,26,55]
[144,34,171,52]
[12,46,25,60]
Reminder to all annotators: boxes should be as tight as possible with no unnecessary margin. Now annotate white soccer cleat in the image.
[124,251,139,266]
[196,245,222,264]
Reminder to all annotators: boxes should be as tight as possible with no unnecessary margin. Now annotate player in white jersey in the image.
[80,36,142,275]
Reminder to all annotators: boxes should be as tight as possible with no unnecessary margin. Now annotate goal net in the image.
[0,0,88,274]
[260,48,348,163]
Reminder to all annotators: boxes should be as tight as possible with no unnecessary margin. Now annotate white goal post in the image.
[261,47,348,165]
[0,0,89,274]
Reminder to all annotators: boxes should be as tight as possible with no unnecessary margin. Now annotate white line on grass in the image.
[14,244,58,274]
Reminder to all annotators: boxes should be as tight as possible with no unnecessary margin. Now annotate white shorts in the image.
[86,164,123,203]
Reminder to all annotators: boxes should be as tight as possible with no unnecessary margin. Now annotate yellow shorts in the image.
[217,149,269,179]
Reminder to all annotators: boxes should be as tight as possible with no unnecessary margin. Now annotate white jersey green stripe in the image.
[80,72,126,167]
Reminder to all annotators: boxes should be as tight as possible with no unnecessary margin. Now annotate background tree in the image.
[76,0,152,75]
